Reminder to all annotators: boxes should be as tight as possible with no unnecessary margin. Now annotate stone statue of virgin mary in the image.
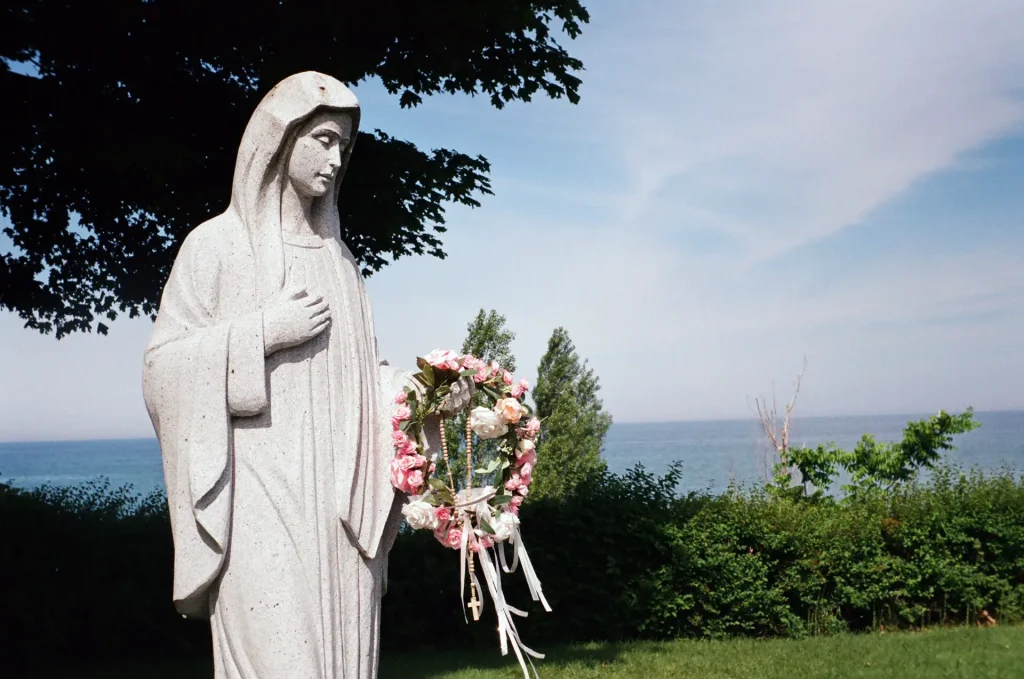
[142,71,414,678]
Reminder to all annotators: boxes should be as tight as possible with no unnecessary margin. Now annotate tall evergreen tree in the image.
[530,327,611,499]
[443,309,517,488]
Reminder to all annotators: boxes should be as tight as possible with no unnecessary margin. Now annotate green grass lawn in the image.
[37,626,1023,678]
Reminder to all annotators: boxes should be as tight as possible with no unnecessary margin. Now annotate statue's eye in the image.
[315,135,332,147]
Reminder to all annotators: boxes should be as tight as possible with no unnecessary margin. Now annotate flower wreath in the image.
[390,349,549,678]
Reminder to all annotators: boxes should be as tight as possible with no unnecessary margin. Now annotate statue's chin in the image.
[295,178,331,198]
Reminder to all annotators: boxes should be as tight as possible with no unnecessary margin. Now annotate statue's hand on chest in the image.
[262,283,331,356]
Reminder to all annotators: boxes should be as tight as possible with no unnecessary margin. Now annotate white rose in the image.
[470,406,508,439]
[401,499,439,531]
[490,510,519,543]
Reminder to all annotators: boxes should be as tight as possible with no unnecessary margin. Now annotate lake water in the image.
[2,411,1022,496]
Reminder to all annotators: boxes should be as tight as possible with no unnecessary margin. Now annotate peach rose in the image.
[495,398,523,424]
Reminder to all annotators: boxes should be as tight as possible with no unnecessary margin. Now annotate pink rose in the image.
[389,459,406,490]
[464,358,491,385]
[516,450,537,469]
[511,378,529,398]
[502,370,514,385]
[519,417,540,439]
[398,439,419,457]
[398,454,426,471]
[505,474,522,492]
[391,404,412,430]
[424,349,460,371]
[516,439,535,458]
[459,355,478,379]
[406,470,424,493]
[392,429,410,447]
[394,391,408,405]
[495,398,523,424]
[443,527,463,549]
[435,507,452,524]
[508,496,523,516]
[519,463,533,486]
[517,484,529,497]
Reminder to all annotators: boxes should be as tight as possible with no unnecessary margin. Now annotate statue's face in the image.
[286,111,353,198]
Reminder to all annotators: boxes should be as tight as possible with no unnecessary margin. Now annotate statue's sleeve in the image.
[142,227,260,618]
[227,312,267,416]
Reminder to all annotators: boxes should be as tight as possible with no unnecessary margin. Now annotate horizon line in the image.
[1,408,1021,445]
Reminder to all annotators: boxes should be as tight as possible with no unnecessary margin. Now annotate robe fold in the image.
[142,72,407,679]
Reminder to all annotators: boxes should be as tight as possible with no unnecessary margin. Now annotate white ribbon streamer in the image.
[453,505,551,678]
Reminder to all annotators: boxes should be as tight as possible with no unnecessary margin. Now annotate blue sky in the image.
[2,0,1023,440]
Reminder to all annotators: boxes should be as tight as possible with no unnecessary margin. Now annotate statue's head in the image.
[285,109,355,199]
[228,72,362,301]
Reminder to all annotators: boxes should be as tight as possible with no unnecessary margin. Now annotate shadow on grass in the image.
[30,643,630,679]
[380,642,632,678]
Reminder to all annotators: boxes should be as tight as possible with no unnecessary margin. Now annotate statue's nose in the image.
[328,147,342,169]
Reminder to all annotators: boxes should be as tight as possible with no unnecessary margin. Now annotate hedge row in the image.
[2,462,1021,669]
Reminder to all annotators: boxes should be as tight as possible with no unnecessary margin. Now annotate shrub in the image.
[2,459,1022,669]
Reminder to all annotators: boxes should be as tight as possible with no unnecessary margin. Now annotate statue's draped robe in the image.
[142,72,405,679]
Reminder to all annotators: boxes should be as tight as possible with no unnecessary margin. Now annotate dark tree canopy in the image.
[0,1,588,336]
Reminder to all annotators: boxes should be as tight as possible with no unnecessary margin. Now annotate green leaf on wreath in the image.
[428,477,448,492]
[478,517,496,535]
[492,494,513,505]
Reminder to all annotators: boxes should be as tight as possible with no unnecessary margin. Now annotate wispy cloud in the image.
[578,0,1024,262]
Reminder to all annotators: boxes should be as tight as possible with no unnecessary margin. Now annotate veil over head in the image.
[230,71,361,303]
